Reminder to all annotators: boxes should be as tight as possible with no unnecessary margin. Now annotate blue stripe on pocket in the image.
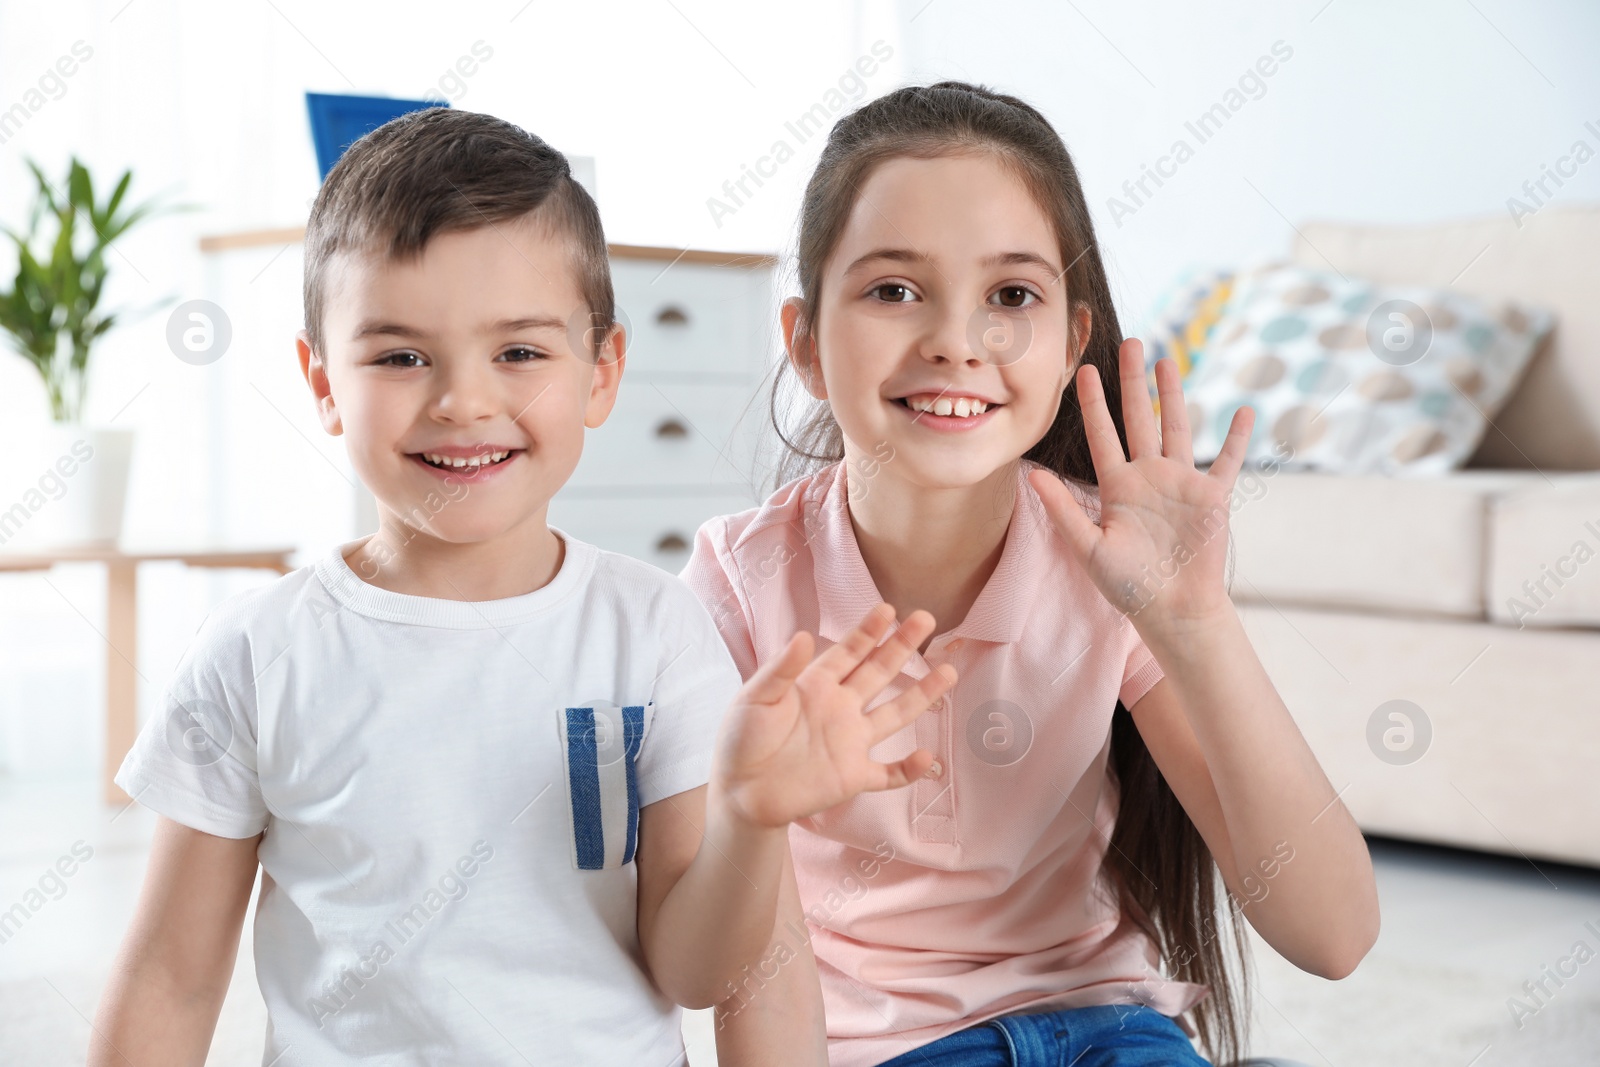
[564,707,605,870]
[621,705,645,865]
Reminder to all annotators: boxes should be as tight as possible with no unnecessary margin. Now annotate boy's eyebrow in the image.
[842,247,1063,278]
[350,315,567,341]
[489,316,567,333]
[352,320,428,341]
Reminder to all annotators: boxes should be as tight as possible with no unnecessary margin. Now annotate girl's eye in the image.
[376,351,425,368]
[993,286,1039,309]
[871,283,915,303]
[499,346,547,363]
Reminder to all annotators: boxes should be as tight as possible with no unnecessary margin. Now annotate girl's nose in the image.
[921,304,986,367]
[969,305,1033,367]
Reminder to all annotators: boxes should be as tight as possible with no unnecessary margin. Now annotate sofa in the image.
[1222,204,1600,869]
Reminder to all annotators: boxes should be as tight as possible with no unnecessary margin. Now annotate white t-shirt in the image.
[116,530,742,1066]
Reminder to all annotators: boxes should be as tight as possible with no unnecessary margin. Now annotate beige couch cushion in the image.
[1235,603,1600,868]
[1290,205,1600,470]
[1487,474,1600,629]
[1228,470,1536,619]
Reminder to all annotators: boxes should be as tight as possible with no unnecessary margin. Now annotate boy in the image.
[89,108,955,1065]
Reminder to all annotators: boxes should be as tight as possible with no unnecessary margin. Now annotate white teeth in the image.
[905,396,990,417]
[421,450,511,469]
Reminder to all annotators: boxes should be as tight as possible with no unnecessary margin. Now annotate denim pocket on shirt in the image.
[557,701,651,870]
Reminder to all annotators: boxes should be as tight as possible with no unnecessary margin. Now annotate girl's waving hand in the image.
[1030,338,1257,638]
[711,604,956,829]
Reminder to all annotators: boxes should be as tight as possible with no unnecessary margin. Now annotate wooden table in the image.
[0,546,295,804]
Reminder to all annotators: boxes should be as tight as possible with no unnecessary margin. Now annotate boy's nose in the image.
[429,365,502,423]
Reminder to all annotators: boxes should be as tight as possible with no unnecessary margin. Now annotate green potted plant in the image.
[0,158,175,547]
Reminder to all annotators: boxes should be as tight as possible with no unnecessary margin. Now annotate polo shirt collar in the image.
[809,460,1057,649]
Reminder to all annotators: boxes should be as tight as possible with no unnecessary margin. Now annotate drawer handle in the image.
[656,305,690,326]
[655,418,690,439]
[656,532,690,553]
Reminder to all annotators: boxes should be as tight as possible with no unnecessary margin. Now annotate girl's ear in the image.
[781,297,828,401]
[1070,304,1093,364]
[296,329,343,436]
[1064,303,1093,390]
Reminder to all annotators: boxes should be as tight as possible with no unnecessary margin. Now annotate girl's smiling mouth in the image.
[893,391,1004,430]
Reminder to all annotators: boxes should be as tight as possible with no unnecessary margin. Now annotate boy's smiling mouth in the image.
[406,444,525,480]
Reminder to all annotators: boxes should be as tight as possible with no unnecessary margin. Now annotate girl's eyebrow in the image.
[982,250,1063,277]
[841,247,929,276]
[841,247,1062,279]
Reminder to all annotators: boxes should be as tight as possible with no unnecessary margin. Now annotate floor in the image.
[2,773,1597,1066]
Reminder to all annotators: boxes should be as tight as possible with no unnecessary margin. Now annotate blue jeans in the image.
[877,1004,1212,1067]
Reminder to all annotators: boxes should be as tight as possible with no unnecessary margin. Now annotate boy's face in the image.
[297,216,622,548]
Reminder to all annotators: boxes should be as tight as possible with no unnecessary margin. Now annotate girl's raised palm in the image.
[713,604,956,829]
[1030,338,1256,637]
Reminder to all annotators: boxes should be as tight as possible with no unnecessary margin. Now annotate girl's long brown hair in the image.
[768,81,1252,1065]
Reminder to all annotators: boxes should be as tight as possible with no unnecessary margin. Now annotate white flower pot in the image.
[0,424,136,549]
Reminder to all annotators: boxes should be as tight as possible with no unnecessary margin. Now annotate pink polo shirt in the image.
[682,459,1210,1067]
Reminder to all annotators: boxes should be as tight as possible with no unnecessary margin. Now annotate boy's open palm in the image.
[713,604,955,829]
[1030,338,1256,638]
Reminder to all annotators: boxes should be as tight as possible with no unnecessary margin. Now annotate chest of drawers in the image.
[550,245,779,572]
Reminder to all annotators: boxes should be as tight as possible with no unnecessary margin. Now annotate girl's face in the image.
[792,152,1088,492]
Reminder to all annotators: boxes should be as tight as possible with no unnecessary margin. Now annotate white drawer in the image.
[549,491,759,573]
[610,258,774,378]
[573,381,767,490]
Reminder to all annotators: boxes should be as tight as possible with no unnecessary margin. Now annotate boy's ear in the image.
[296,330,343,436]
[781,297,827,401]
[583,321,627,429]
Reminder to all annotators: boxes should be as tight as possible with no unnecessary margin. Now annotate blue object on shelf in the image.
[305,93,446,180]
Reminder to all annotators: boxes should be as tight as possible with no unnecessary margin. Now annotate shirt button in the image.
[947,639,964,651]
[925,759,944,778]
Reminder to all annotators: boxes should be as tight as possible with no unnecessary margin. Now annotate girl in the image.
[688,82,1379,1067]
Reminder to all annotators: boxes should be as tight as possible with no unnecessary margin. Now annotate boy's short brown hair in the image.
[302,107,613,355]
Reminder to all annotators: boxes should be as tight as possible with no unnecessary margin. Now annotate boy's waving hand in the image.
[712,604,957,829]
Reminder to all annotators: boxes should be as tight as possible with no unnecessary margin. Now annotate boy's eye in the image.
[993,286,1039,309]
[499,346,548,363]
[871,283,914,303]
[376,351,425,367]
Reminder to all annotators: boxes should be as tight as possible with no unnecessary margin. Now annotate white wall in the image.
[895,0,1600,333]
[1,0,1596,775]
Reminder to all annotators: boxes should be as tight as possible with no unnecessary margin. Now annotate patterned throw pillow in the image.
[1175,263,1552,475]
[1144,268,1235,382]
